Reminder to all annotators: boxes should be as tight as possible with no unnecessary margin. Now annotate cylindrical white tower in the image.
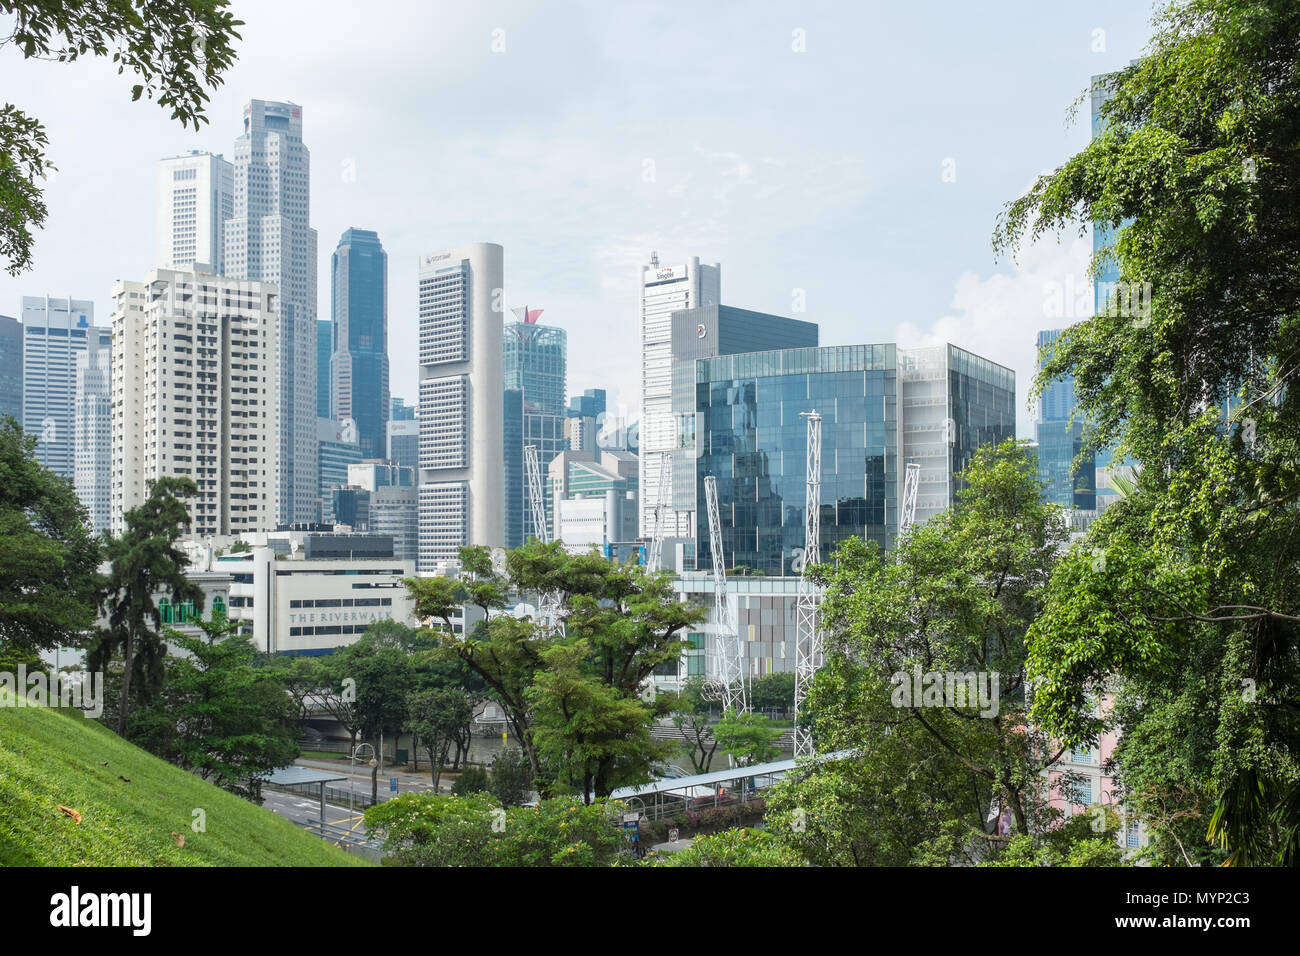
[417,242,505,569]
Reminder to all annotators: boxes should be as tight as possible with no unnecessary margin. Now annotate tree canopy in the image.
[996,0,1300,865]
[0,416,101,654]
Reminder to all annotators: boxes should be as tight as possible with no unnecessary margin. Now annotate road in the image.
[260,788,370,846]
[294,757,445,796]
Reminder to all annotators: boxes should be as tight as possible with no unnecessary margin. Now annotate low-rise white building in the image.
[217,546,415,655]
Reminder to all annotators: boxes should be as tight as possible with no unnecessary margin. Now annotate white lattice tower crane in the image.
[793,411,822,758]
[524,444,564,636]
[645,451,673,573]
[703,474,747,713]
[900,459,920,539]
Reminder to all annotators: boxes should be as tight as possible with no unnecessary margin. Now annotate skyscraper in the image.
[0,314,21,423]
[111,268,279,536]
[638,253,720,537]
[317,319,332,419]
[317,417,363,523]
[21,296,107,479]
[565,387,605,452]
[331,228,389,461]
[391,396,415,421]
[224,99,318,525]
[157,151,234,273]
[503,309,566,546]
[417,242,505,568]
[667,304,818,543]
[503,388,524,548]
[74,333,112,534]
[388,397,418,472]
[693,343,1015,573]
[1035,329,1096,511]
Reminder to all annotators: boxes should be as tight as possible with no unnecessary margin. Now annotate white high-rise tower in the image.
[110,268,280,536]
[21,296,108,480]
[156,151,233,273]
[637,253,719,537]
[224,99,318,526]
[417,242,504,569]
[74,332,112,534]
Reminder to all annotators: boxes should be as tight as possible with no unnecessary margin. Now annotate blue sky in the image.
[0,0,1159,436]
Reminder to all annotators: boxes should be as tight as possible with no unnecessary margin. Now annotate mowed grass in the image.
[0,691,368,866]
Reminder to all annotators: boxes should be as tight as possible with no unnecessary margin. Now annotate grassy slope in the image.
[0,692,367,866]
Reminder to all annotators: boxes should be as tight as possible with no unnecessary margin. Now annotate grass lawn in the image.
[0,691,368,866]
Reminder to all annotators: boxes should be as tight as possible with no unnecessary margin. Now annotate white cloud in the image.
[896,236,1092,437]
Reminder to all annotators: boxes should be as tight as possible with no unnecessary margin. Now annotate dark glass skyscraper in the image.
[0,314,21,424]
[317,319,332,419]
[503,317,566,546]
[694,343,1014,574]
[503,388,525,547]
[330,228,389,461]
[1035,329,1096,510]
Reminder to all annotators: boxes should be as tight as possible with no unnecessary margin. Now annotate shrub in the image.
[451,764,489,795]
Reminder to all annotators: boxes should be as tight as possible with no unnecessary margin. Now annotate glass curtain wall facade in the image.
[695,343,1015,574]
[1035,329,1096,510]
[502,322,566,546]
[503,388,524,548]
[331,228,389,461]
[695,345,898,574]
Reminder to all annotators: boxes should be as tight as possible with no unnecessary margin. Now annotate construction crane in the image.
[899,459,920,539]
[645,450,673,573]
[793,411,822,758]
[703,473,747,713]
[524,444,564,636]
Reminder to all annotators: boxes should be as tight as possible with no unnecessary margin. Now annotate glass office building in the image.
[503,320,566,546]
[693,343,1014,574]
[317,319,332,418]
[503,388,524,548]
[1035,329,1096,510]
[330,228,389,461]
[0,314,20,423]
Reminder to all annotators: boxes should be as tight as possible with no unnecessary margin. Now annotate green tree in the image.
[329,634,413,804]
[670,676,720,774]
[489,748,532,806]
[0,417,102,654]
[494,797,627,867]
[364,792,628,867]
[780,441,1068,863]
[525,543,705,799]
[256,653,320,736]
[406,546,550,779]
[90,476,203,736]
[406,542,706,796]
[995,0,1300,865]
[980,811,1126,868]
[451,764,489,796]
[1,0,242,274]
[528,641,673,801]
[650,828,804,867]
[763,667,987,867]
[712,709,782,767]
[133,607,298,801]
[312,656,361,753]
[749,671,796,713]
[364,791,498,867]
[406,686,473,790]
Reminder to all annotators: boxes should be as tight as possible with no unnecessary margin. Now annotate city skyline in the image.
[0,1,1155,434]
